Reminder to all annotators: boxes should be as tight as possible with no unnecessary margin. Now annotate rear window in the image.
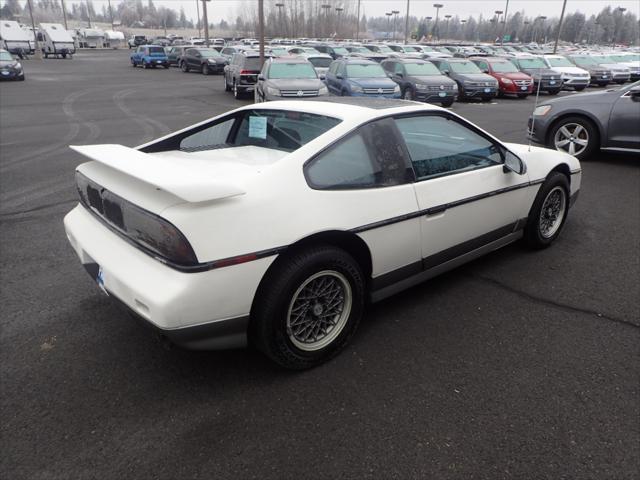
[308,57,332,68]
[242,57,264,71]
[178,110,341,153]
[149,47,165,54]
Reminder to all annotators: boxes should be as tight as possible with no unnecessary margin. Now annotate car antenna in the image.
[528,74,543,152]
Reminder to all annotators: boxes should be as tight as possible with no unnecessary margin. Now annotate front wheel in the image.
[441,98,454,107]
[202,64,209,75]
[524,173,570,249]
[548,89,561,95]
[548,116,598,160]
[224,74,231,91]
[180,62,189,72]
[517,93,528,99]
[402,87,414,101]
[233,81,241,99]
[574,86,586,91]
[250,246,365,369]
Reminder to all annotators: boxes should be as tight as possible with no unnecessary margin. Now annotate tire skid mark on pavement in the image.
[112,88,172,143]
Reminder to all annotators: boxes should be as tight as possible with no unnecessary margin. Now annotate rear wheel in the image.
[202,64,210,75]
[224,74,231,91]
[548,116,598,160]
[180,62,189,72]
[250,246,365,370]
[233,80,241,99]
[524,172,570,249]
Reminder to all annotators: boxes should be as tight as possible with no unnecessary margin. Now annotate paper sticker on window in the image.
[249,116,267,140]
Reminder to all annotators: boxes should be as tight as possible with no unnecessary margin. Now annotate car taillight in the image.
[239,69,256,75]
[76,171,198,267]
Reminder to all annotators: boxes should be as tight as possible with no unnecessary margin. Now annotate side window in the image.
[137,46,144,53]
[337,63,346,77]
[179,117,235,152]
[328,62,338,75]
[395,115,502,180]
[478,61,488,71]
[305,119,412,190]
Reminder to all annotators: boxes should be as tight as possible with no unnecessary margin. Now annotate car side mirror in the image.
[396,72,404,78]
[336,74,343,80]
[319,74,326,80]
[503,150,527,175]
[258,75,266,81]
[630,86,640,102]
[482,69,489,74]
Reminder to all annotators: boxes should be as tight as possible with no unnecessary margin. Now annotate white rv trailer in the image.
[0,20,32,57]
[104,30,125,49]
[78,28,105,48]
[40,23,75,58]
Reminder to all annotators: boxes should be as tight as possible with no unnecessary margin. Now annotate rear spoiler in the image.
[70,144,246,203]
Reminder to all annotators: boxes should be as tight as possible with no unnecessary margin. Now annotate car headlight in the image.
[350,83,363,93]
[208,58,217,63]
[415,84,428,91]
[266,86,280,96]
[501,77,513,84]
[318,85,328,95]
[393,84,400,93]
[533,105,552,116]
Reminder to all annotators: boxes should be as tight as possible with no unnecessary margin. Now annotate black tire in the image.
[597,82,608,88]
[250,246,365,370]
[233,80,241,99]
[61,53,67,59]
[481,96,492,102]
[548,89,561,95]
[517,93,528,99]
[18,75,25,81]
[143,62,150,69]
[224,74,231,91]
[180,62,189,72]
[441,98,454,107]
[402,87,415,101]
[524,172,570,249]
[574,86,586,91]
[202,64,209,75]
[163,64,169,69]
[131,60,136,67]
[547,115,598,160]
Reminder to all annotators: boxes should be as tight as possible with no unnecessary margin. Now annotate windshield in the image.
[149,47,165,54]
[303,47,320,54]
[450,61,482,74]
[269,47,288,55]
[332,47,349,55]
[198,49,221,58]
[268,62,317,79]
[611,54,639,62]
[571,56,598,66]
[178,110,341,153]
[404,62,441,75]
[346,63,387,78]
[374,45,394,53]
[243,57,265,70]
[517,58,546,69]
[546,56,573,67]
[0,51,13,61]
[403,46,419,52]
[490,61,518,73]
[350,47,369,53]
[308,57,332,68]
[594,55,616,64]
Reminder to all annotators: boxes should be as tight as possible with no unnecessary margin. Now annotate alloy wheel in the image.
[553,123,589,156]
[539,186,567,239]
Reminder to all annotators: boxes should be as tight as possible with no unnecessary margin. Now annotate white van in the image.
[40,23,76,58]
[104,30,125,49]
[0,20,32,57]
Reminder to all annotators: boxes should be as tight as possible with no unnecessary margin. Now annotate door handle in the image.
[426,205,447,215]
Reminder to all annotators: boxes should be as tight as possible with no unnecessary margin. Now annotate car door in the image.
[303,118,421,293]
[606,88,640,149]
[325,61,339,94]
[393,113,532,264]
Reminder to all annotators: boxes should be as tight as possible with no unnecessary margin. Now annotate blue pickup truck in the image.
[130,45,169,69]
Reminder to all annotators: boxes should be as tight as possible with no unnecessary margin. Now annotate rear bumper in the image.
[64,204,276,349]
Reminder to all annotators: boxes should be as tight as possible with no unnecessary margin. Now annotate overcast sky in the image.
[151,0,640,24]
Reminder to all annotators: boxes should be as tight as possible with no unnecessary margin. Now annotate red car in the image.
[471,57,534,98]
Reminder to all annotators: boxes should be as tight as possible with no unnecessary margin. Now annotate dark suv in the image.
[428,58,498,101]
[508,56,563,95]
[381,58,457,106]
[312,44,350,60]
[180,47,227,75]
[224,52,269,99]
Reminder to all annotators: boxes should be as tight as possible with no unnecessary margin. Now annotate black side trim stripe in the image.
[570,168,581,175]
[372,219,527,291]
[353,181,537,234]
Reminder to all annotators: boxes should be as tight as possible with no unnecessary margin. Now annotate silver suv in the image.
[255,57,329,103]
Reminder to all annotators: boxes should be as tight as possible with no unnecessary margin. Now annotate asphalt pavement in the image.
[1,50,638,480]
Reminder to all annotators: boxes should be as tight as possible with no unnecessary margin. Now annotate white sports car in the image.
[64,98,581,369]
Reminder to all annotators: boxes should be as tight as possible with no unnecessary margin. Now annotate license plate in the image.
[246,87,254,91]
[156,60,162,63]
[521,86,527,91]
[484,88,491,93]
[602,75,608,78]
[1,71,9,75]
[438,91,447,97]
[549,80,556,85]
[96,267,108,295]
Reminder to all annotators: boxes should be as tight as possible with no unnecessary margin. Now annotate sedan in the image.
[528,81,640,159]
[64,98,581,369]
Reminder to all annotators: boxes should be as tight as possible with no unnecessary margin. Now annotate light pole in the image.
[433,4,443,42]
[201,0,210,46]
[494,10,503,41]
[392,10,400,42]
[539,15,547,44]
[107,0,115,31]
[426,16,432,40]
[444,14,451,40]
[460,18,467,41]
[523,20,530,43]
[195,0,201,38]
[26,0,41,59]
[385,12,392,40]
[275,3,285,38]
[335,7,343,38]
[321,4,331,38]
[611,7,627,47]
[356,0,361,40]
[553,0,568,53]
[500,0,510,46]
[61,0,69,30]
[404,0,411,44]
[258,0,264,64]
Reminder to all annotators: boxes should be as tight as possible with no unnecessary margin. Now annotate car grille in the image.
[514,80,532,86]
[279,90,319,97]
[468,82,496,87]
[425,84,455,91]
[363,87,396,94]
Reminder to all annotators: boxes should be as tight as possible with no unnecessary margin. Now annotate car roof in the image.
[383,58,431,64]
[338,58,377,64]
[269,56,311,64]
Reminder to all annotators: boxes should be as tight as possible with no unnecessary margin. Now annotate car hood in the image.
[519,68,559,79]
[494,71,532,80]
[349,77,397,88]
[452,73,497,83]
[266,78,324,90]
[0,60,19,68]
[594,62,630,72]
[408,75,456,86]
[543,88,620,108]
[206,56,227,62]
[548,66,588,75]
